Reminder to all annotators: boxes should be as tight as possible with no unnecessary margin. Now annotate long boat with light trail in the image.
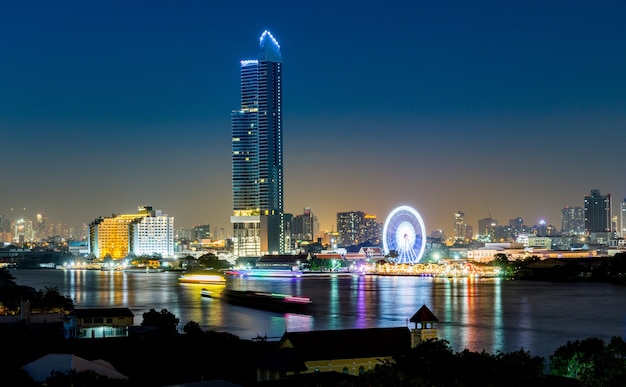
[202,288,312,313]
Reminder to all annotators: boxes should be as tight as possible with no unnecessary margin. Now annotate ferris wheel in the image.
[382,205,426,264]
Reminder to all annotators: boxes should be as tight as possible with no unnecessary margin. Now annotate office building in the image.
[231,30,285,257]
[584,189,612,234]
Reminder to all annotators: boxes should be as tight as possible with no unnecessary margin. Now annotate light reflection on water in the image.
[11,269,626,360]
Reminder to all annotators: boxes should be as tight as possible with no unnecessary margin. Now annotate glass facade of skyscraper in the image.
[231,31,284,257]
[584,189,612,233]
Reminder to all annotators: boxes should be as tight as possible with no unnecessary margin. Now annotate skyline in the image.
[1,1,625,237]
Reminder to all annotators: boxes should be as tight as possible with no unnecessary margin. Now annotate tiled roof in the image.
[69,308,134,318]
[279,327,411,361]
[409,304,438,323]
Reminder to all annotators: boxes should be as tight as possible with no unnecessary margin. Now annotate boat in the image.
[122,266,164,273]
[205,288,312,313]
[178,272,226,284]
[224,269,304,278]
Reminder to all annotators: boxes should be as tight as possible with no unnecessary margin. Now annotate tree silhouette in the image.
[142,308,179,335]
[183,320,203,336]
[550,336,626,386]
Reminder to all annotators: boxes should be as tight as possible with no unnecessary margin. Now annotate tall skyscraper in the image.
[231,31,284,257]
[583,189,612,234]
[453,211,466,243]
[619,198,626,238]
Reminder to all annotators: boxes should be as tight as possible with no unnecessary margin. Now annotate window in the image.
[359,366,365,376]
[342,367,349,374]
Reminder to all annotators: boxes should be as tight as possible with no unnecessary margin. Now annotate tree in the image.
[393,338,458,384]
[142,308,179,335]
[549,336,626,386]
[495,349,545,385]
[183,320,204,336]
[197,253,231,270]
[0,267,17,287]
[32,287,74,313]
[492,253,514,277]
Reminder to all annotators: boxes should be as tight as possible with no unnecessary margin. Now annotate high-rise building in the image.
[132,210,175,258]
[619,198,626,238]
[191,224,211,242]
[561,206,584,235]
[231,30,285,258]
[336,211,380,246]
[584,189,612,234]
[291,208,318,243]
[477,217,497,242]
[453,211,467,243]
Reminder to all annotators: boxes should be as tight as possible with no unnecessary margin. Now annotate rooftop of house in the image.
[278,327,412,361]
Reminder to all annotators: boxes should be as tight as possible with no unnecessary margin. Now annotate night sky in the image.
[2,1,625,237]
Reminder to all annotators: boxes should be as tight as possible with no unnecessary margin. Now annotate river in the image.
[10,269,626,360]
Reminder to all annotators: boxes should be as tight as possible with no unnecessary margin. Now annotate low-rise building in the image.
[63,307,134,339]
[255,304,438,382]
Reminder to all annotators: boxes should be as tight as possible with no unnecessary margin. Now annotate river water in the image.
[10,269,626,360]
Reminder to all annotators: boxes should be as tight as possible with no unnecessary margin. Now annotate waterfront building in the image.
[231,30,285,258]
[132,210,175,258]
[63,308,134,339]
[255,305,437,382]
[88,206,174,259]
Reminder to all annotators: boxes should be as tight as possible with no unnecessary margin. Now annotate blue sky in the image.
[1,1,625,236]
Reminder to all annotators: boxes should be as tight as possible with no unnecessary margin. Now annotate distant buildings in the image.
[561,206,585,235]
[336,211,381,247]
[453,211,472,243]
[291,207,319,243]
[231,30,285,258]
[477,217,497,241]
[88,206,174,259]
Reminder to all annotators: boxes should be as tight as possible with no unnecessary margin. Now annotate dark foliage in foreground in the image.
[0,322,274,386]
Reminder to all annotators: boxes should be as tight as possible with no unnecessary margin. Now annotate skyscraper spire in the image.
[259,30,282,62]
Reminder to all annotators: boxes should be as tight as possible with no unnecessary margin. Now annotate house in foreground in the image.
[256,304,439,382]
[63,307,134,339]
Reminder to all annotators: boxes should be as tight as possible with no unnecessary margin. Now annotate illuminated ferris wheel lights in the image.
[382,205,426,264]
